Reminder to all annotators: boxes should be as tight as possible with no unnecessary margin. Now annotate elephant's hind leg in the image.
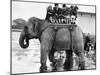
[64,50,73,71]
[72,26,85,70]
[73,45,85,70]
[75,50,85,70]
[73,42,85,70]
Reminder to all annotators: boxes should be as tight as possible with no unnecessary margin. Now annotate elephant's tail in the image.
[69,26,73,51]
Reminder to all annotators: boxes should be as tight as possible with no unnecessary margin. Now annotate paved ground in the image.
[12,31,96,74]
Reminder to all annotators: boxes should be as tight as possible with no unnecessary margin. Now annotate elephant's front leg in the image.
[40,28,55,72]
[64,50,73,71]
[40,43,50,72]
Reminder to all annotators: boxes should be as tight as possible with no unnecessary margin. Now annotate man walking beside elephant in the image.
[53,3,62,23]
[61,4,70,24]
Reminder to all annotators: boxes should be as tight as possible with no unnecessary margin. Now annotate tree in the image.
[12,18,26,29]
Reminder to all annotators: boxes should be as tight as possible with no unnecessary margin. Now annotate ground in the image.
[12,31,96,74]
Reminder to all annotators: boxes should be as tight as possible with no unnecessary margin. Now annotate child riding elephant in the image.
[70,5,79,24]
[62,4,70,24]
[45,5,54,23]
[53,3,62,23]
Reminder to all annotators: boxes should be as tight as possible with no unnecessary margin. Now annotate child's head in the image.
[47,5,52,10]
[74,5,79,10]
[62,4,66,8]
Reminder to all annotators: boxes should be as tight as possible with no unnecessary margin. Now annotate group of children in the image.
[45,3,79,24]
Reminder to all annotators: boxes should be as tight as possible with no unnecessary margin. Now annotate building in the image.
[76,10,96,35]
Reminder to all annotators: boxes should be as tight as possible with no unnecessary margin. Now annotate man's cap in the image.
[47,5,52,10]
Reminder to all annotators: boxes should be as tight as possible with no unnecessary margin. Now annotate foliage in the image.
[12,18,26,29]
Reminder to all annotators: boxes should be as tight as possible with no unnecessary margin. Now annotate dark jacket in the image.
[86,36,91,43]
[84,36,91,50]
[70,6,78,17]
[45,9,54,20]
[53,7,62,16]
[62,7,70,16]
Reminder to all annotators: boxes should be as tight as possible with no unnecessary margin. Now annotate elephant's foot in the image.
[40,66,47,73]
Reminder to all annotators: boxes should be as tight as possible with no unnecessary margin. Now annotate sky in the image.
[12,0,96,34]
[12,1,95,20]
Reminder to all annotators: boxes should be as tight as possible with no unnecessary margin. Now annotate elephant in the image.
[19,17,85,72]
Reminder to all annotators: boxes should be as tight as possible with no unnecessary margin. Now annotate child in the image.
[62,4,70,24]
[45,5,54,23]
[53,3,61,23]
[70,5,79,24]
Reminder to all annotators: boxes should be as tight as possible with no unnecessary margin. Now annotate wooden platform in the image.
[48,24,77,29]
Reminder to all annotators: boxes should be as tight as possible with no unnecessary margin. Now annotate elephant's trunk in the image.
[19,31,29,49]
